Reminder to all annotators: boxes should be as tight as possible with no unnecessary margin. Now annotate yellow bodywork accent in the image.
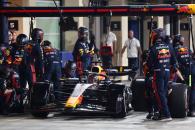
[188,4,195,14]
[65,96,83,108]
[91,66,106,80]
[177,4,195,14]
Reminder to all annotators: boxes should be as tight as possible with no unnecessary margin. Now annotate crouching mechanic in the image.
[10,34,29,109]
[0,47,21,114]
[0,51,13,114]
[42,40,61,91]
[0,66,14,114]
[147,28,184,121]
[173,34,195,117]
[72,27,94,78]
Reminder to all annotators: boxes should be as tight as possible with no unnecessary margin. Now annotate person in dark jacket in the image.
[173,34,195,117]
[147,28,183,121]
[42,40,61,91]
[31,28,44,81]
[72,27,93,77]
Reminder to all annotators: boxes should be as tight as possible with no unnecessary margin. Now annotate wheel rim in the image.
[122,89,127,113]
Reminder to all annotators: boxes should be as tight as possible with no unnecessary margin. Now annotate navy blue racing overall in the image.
[72,27,92,77]
[147,41,177,118]
[43,44,61,91]
[72,39,91,77]
[174,44,195,115]
[31,28,45,81]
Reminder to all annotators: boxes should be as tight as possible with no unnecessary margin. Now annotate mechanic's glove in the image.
[79,49,84,56]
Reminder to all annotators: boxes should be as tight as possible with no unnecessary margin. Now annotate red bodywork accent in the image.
[151,8,175,12]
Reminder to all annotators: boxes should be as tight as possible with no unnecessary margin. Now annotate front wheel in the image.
[113,90,128,118]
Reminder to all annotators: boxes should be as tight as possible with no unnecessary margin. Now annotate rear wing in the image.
[105,66,136,76]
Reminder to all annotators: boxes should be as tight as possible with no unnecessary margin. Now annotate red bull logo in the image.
[178,47,188,55]
[159,49,169,54]
[158,49,170,59]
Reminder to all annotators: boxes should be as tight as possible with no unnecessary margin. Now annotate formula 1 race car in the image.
[30,66,133,118]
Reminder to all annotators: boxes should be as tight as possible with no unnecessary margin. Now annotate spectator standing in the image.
[121,30,142,71]
[10,30,17,44]
[8,31,12,45]
[100,27,117,67]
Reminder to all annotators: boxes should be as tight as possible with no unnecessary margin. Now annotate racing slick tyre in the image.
[168,83,188,118]
[30,82,52,118]
[131,76,147,111]
[31,82,51,106]
[111,86,131,118]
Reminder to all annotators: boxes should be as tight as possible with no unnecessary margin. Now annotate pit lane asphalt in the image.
[0,112,195,130]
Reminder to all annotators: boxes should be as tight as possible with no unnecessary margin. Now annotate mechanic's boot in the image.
[0,103,9,115]
[1,109,9,115]
[152,112,161,120]
[0,106,9,115]
[146,113,153,120]
[160,116,172,122]
[188,111,195,117]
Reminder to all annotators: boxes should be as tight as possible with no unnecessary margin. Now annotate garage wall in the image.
[64,0,89,52]
[8,0,34,37]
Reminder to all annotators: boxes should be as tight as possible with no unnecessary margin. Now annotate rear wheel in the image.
[169,83,188,118]
[30,82,53,118]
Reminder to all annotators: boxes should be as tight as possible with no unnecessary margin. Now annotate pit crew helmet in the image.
[164,35,173,44]
[173,34,184,47]
[16,34,29,46]
[31,28,44,42]
[78,27,89,42]
[151,28,166,44]
[42,40,51,46]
